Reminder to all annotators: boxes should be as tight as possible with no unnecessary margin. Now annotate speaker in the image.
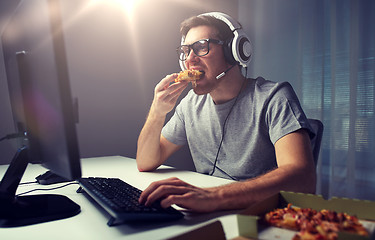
[179,12,253,72]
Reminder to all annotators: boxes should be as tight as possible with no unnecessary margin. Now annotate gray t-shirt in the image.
[162,77,313,180]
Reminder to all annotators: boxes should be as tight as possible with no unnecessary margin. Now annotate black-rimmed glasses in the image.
[176,39,224,61]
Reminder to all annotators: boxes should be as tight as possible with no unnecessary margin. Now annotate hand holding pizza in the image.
[150,73,188,118]
[150,70,203,118]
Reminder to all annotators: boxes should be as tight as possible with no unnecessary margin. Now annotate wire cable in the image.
[210,79,246,179]
[16,182,79,196]
[19,181,38,185]
[0,132,27,142]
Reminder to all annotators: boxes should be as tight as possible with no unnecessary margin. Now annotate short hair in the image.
[180,15,234,42]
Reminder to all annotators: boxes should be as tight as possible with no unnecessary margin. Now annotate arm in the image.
[139,129,316,212]
[206,129,316,210]
[136,74,188,172]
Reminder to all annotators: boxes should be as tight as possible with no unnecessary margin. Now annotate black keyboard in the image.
[77,177,184,226]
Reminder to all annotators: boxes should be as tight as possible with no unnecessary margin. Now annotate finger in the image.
[139,177,188,205]
[161,191,215,213]
[156,73,178,92]
[165,80,188,95]
[154,81,187,107]
[160,193,193,210]
[139,177,181,204]
[163,82,188,103]
[144,185,190,207]
[139,177,185,203]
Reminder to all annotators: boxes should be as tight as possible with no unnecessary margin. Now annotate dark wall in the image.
[0,0,239,170]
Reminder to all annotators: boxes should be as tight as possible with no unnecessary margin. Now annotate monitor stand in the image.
[0,147,80,227]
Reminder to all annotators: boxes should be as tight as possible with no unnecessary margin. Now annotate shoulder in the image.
[249,77,297,101]
[253,77,293,93]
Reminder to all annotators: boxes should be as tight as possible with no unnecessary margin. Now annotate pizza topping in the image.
[263,203,369,240]
[174,69,203,87]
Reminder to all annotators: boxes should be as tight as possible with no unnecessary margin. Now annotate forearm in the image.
[137,74,188,171]
[209,164,316,211]
[136,109,166,172]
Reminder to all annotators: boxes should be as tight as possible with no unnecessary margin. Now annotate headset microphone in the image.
[216,65,235,80]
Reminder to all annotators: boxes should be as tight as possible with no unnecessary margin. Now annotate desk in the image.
[0,156,241,240]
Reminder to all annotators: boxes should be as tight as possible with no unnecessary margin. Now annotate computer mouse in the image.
[36,170,71,185]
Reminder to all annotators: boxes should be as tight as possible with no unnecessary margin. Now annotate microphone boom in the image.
[215,65,235,80]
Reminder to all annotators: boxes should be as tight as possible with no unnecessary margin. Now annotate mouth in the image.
[195,70,205,80]
[185,68,205,88]
[192,71,205,88]
[198,70,205,79]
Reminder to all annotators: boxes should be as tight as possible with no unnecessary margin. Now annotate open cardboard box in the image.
[234,191,375,240]
[167,191,375,240]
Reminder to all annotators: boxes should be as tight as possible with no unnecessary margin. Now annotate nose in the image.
[185,49,199,67]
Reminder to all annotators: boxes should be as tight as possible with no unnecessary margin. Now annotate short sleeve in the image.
[265,82,314,144]
[161,103,188,146]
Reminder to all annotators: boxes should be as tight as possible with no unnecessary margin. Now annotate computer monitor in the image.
[0,0,82,227]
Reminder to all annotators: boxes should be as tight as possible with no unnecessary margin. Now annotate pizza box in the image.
[233,191,375,240]
[167,220,226,240]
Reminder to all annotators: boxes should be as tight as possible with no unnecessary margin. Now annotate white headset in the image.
[179,12,253,73]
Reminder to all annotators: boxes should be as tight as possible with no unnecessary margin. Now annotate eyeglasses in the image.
[176,38,224,61]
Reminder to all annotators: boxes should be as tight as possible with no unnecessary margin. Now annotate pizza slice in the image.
[174,69,203,87]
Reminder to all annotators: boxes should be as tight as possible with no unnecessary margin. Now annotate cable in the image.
[212,165,238,181]
[210,79,246,179]
[0,132,27,142]
[210,106,236,177]
[19,181,38,185]
[16,182,79,196]
[212,69,248,181]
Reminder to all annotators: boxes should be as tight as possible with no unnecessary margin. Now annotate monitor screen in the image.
[0,0,81,227]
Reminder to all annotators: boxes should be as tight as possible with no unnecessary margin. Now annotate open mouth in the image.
[197,70,205,80]
[191,71,205,88]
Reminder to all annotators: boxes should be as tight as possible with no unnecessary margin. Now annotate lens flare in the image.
[116,0,139,15]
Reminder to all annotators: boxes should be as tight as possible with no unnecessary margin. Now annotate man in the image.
[137,13,316,213]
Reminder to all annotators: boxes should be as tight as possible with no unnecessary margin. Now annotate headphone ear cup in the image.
[235,34,252,65]
[223,39,237,65]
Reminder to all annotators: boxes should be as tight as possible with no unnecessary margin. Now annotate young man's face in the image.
[183,25,231,95]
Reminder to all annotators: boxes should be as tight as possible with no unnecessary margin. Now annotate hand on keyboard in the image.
[139,177,219,213]
[78,177,184,226]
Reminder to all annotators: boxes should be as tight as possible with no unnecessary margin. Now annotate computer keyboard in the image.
[77,177,184,226]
